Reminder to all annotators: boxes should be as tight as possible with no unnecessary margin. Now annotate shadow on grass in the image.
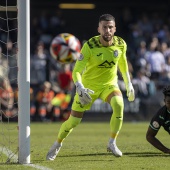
[58,151,169,158]
[0,162,18,165]
[124,152,169,157]
[59,152,110,157]
[32,152,169,162]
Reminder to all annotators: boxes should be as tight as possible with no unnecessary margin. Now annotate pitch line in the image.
[0,147,52,170]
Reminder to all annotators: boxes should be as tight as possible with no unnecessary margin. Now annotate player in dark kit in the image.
[146,86,170,154]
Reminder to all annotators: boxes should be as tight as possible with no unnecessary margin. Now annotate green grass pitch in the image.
[0,121,170,170]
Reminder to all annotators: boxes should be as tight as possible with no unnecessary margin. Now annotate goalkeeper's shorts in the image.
[71,84,121,112]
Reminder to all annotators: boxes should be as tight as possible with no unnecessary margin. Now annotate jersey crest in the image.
[152,121,160,128]
[113,50,118,57]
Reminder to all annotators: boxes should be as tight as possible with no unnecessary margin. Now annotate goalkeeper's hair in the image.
[99,14,115,22]
[163,85,170,97]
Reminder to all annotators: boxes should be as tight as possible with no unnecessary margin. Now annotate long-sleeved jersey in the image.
[72,35,129,89]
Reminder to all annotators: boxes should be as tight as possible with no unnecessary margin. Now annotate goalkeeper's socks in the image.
[57,115,82,142]
[109,138,116,145]
[56,141,62,146]
[110,96,124,134]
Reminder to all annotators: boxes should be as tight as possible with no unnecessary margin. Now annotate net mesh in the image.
[0,0,18,163]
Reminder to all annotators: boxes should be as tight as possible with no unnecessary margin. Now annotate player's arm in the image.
[72,43,94,105]
[118,41,135,102]
[72,42,90,83]
[146,126,170,153]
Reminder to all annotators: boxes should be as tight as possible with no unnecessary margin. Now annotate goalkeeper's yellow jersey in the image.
[72,35,129,88]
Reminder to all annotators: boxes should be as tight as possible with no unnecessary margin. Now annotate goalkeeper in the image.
[46,14,135,160]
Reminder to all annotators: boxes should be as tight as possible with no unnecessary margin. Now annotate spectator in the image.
[145,41,165,81]
[158,55,170,86]
[31,42,48,85]
[136,41,148,71]
[132,69,155,98]
[51,90,72,121]
[137,13,153,41]
[160,42,170,59]
[30,87,37,121]
[6,40,18,86]
[36,81,55,121]
[0,46,9,79]
[0,78,14,120]
[57,64,74,93]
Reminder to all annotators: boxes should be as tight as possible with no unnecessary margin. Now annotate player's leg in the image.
[100,85,124,157]
[57,111,83,142]
[107,92,124,157]
[46,110,83,161]
[46,92,95,160]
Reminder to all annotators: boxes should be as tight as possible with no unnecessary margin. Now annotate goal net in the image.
[0,0,30,164]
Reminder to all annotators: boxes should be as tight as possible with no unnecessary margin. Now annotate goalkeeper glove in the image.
[126,83,135,102]
[122,72,135,102]
[75,82,94,105]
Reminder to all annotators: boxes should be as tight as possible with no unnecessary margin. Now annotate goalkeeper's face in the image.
[98,20,116,42]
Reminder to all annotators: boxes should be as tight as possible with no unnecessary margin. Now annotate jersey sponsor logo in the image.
[98,60,115,68]
[152,121,160,128]
[113,50,118,57]
[97,53,102,56]
[78,53,84,61]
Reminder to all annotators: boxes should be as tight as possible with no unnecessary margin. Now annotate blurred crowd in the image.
[0,7,170,121]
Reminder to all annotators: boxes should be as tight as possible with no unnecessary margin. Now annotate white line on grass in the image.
[0,147,52,170]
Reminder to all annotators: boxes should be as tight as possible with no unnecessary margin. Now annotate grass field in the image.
[0,121,170,170]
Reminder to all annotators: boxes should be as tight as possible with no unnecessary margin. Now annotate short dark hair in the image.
[163,86,170,97]
[99,14,115,22]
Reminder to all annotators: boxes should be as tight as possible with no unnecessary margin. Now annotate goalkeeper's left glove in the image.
[126,82,135,102]
[122,72,135,102]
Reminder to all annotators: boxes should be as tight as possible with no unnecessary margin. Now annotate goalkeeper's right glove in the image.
[75,82,94,105]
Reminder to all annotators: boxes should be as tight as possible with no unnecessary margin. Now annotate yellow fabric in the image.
[51,93,71,107]
[72,35,129,88]
[57,115,82,142]
[122,72,131,86]
[65,94,71,102]
[110,96,124,138]
[51,98,61,106]
[71,84,121,112]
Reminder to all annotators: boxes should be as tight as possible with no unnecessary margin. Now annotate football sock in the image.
[57,114,82,143]
[109,138,116,145]
[109,96,124,141]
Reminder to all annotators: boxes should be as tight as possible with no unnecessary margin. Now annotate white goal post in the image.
[17,0,30,164]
